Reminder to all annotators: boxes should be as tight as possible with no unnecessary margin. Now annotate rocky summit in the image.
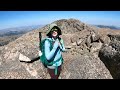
[1,18,120,79]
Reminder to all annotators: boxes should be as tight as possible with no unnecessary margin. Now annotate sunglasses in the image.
[51,28,58,32]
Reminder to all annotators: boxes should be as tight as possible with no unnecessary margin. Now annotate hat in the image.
[46,23,62,36]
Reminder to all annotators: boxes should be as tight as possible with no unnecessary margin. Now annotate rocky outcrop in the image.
[60,53,112,79]
[0,18,113,79]
[99,34,120,79]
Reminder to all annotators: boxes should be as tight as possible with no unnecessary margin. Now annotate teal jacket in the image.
[44,37,65,68]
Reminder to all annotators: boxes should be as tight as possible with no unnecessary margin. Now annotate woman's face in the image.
[51,30,58,37]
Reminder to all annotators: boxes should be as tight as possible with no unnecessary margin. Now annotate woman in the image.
[44,23,65,79]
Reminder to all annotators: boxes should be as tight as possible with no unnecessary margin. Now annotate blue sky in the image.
[0,11,120,30]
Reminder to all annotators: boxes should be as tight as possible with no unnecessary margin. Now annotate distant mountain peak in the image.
[94,24,120,30]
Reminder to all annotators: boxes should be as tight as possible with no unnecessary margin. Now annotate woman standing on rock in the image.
[40,23,66,79]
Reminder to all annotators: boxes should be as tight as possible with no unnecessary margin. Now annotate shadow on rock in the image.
[98,42,120,79]
[20,56,40,63]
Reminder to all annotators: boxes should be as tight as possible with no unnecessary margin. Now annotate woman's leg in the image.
[47,65,62,79]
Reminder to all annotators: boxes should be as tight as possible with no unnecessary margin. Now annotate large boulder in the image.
[60,53,112,79]
[99,34,120,79]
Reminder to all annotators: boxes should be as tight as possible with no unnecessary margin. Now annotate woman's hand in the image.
[56,39,61,46]
[59,35,62,38]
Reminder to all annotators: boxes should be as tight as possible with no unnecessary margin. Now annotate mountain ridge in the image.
[94,24,120,30]
[0,25,45,36]
[0,25,45,46]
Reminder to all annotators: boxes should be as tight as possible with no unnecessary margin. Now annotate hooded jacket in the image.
[44,23,65,69]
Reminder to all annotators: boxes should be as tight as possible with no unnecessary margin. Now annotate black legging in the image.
[47,65,62,79]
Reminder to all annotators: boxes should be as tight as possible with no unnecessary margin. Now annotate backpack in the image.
[39,38,53,68]
[39,38,63,67]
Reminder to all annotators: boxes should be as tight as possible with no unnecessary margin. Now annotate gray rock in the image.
[76,39,84,46]
[70,34,79,43]
[91,31,100,42]
[90,42,103,53]
[60,54,112,79]
[99,40,120,79]
[19,53,31,62]
[99,35,110,45]
[86,35,91,48]
[108,34,120,41]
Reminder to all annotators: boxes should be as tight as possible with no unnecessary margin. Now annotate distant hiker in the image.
[39,23,66,79]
